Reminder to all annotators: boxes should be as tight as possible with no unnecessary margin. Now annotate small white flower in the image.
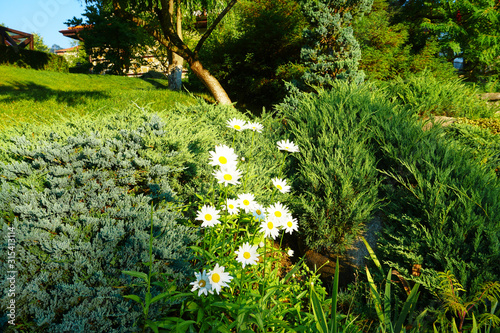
[259,241,265,248]
[208,263,233,294]
[277,139,299,153]
[245,122,263,133]
[237,193,256,213]
[271,178,291,194]
[225,198,239,215]
[190,270,213,296]
[287,249,294,257]
[209,145,238,168]
[235,242,260,268]
[252,203,266,221]
[195,205,221,228]
[282,214,299,234]
[266,202,289,225]
[260,218,280,239]
[227,118,246,131]
[213,165,242,187]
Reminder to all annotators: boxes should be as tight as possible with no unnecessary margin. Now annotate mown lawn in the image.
[0,65,197,130]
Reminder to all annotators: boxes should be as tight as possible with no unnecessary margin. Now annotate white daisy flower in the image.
[190,270,213,296]
[252,203,266,221]
[282,214,299,234]
[227,118,246,131]
[266,202,289,225]
[271,178,291,194]
[235,242,260,268]
[237,193,256,213]
[195,205,221,228]
[224,199,239,215]
[287,249,294,257]
[277,139,300,153]
[213,165,242,187]
[245,122,263,133]
[208,263,233,294]
[260,218,280,239]
[209,145,238,168]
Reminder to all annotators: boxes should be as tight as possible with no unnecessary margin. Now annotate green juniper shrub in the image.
[445,121,500,177]
[0,112,202,332]
[372,100,500,300]
[379,70,494,118]
[275,84,383,254]
[0,45,69,72]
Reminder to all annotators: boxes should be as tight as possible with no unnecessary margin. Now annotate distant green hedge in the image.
[0,45,69,72]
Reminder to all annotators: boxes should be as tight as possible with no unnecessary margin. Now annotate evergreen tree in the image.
[353,0,456,80]
[67,3,154,75]
[299,0,374,87]
[389,0,500,81]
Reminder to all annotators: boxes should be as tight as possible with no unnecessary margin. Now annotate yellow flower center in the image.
[285,146,289,150]
[224,174,232,181]
[287,221,293,227]
[205,214,212,221]
[198,279,206,287]
[243,252,251,259]
[267,221,274,229]
[229,204,234,209]
[256,209,262,215]
[274,211,282,218]
[234,125,241,130]
[219,156,227,164]
[212,273,220,283]
[243,199,250,206]
[277,185,283,190]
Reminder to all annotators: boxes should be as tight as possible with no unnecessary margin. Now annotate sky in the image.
[1,0,86,49]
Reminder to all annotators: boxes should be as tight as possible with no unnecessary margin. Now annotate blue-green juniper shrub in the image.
[0,114,198,332]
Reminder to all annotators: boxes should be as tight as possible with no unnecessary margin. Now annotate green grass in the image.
[0,65,197,130]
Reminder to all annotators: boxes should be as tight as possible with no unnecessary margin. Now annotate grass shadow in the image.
[0,81,110,106]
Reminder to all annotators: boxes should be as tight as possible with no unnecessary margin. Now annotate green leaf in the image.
[361,236,384,276]
[123,294,143,306]
[122,270,149,282]
[310,285,328,333]
[366,266,385,327]
[383,268,392,330]
[150,292,171,304]
[394,283,420,333]
[330,257,339,333]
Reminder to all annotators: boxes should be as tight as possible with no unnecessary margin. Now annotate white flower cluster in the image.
[191,118,301,296]
[227,118,263,133]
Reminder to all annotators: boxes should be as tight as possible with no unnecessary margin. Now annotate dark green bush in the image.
[276,85,383,253]
[199,0,306,109]
[0,112,199,332]
[0,45,69,72]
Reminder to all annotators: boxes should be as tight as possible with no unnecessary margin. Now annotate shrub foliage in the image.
[0,45,69,72]
[0,113,199,331]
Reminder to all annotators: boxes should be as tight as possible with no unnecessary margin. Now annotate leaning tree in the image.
[82,0,238,104]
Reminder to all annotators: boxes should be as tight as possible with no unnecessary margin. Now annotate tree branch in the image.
[194,0,239,55]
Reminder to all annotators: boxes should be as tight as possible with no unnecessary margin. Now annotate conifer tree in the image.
[299,0,374,87]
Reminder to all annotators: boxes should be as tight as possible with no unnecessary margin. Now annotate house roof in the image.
[55,46,79,54]
[59,25,88,41]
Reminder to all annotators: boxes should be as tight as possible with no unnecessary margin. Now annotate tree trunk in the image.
[167,0,183,91]
[189,60,232,105]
